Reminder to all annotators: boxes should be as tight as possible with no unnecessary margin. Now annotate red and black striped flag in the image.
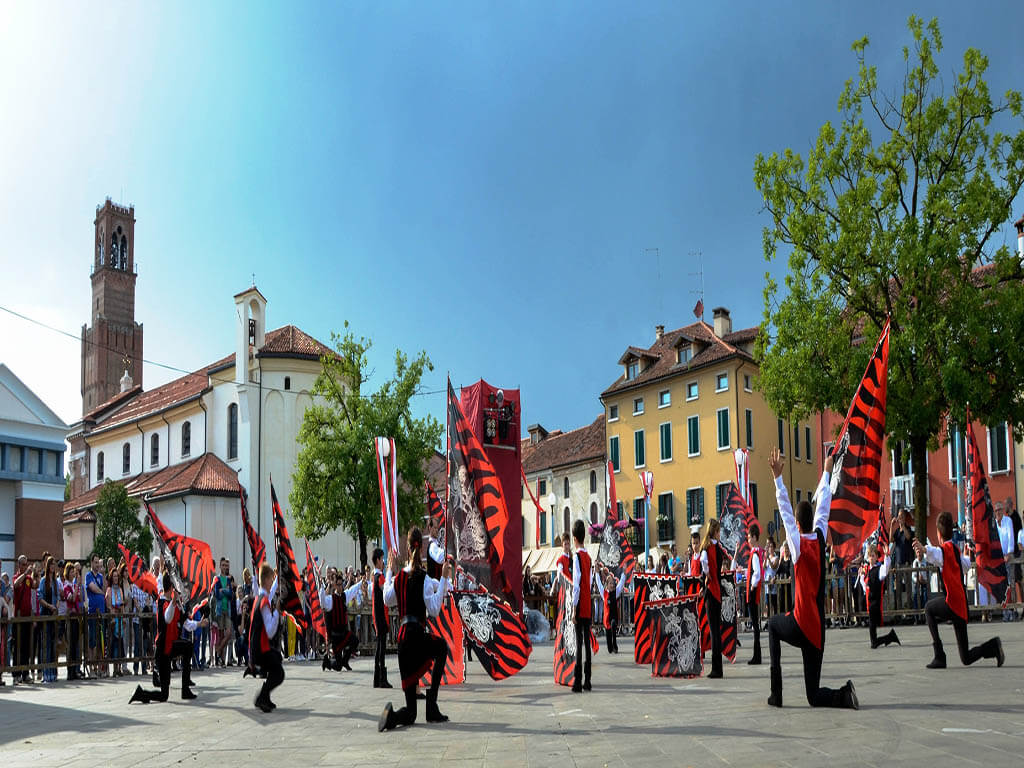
[594,515,638,583]
[419,593,466,686]
[455,588,532,680]
[118,543,159,597]
[239,485,266,574]
[649,596,703,678]
[146,502,215,612]
[828,320,890,566]
[553,581,598,685]
[965,409,1009,604]
[632,573,679,664]
[271,481,308,633]
[720,483,757,568]
[426,480,447,552]
[447,381,512,601]
[304,540,326,641]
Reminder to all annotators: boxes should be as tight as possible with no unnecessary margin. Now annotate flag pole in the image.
[445,373,451,562]
[954,424,965,529]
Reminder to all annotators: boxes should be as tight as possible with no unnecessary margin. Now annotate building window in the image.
[659,422,672,462]
[609,437,620,472]
[686,487,704,526]
[634,430,646,468]
[715,372,729,392]
[563,477,570,498]
[658,389,671,408]
[608,404,619,421]
[589,470,597,494]
[794,424,801,459]
[284,376,291,391]
[678,346,692,364]
[715,482,731,518]
[228,403,238,460]
[744,374,752,392]
[616,500,624,519]
[122,442,131,475]
[777,418,785,454]
[97,451,104,481]
[539,478,547,497]
[634,498,645,518]
[563,507,570,536]
[151,434,159,467]
[687,415,700,457]
[633,397,644,415]
[893,440,912,477]
[590,501,598,524]
[745,409,753,449]
[989,423,1010,474]
[805,426,812,463]
[182,421,191,457]
[627,362,639,380]
[686,381,698,401]
[717,408,730,450]
[657,492,674,542]
[539,511,547,545]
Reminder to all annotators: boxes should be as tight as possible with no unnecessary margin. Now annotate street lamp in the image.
[547,492,557,546]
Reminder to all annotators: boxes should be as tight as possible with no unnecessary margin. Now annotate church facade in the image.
[64,200,361,570]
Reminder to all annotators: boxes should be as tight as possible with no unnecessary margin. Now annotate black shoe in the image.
[707,670,723,679]
[380,678,393,689]
[891,632,901,647]
[181,688,197,701]
[379,702,395,732]
[426,702,449,723]
[152,673,160,688]
[254,694,273,713]
[767,693,782,708]
[416,691,426,700]
[129,684,147,704]
[842,680,858,710]
[571,685,582,693]
[322,657,329,672]
[747,657,762,665]
[996,638,1005,667]
[582,681,592,692]
[926,656,947,669]
[342,661,352,671]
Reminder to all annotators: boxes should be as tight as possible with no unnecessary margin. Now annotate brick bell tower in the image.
[80,198,144,415]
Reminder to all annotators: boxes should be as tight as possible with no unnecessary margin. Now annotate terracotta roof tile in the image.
[601,321,756,397]
[63,452,239,517]
[522,415,605,474]
[258,325,334,360]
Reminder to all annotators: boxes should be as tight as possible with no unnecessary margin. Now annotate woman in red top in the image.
[700,519,728,678]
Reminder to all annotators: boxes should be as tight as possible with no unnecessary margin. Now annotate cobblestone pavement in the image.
[1,621,1022,767]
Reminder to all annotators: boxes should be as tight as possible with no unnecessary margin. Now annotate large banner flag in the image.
[239,485,266,574]
[607,459,619,519]
[593,515,638,583]
[271,481,308,633]
[304,540,327,640]
[118,543,160,597]
[426,480,447,552]
[719,483,756,569]
[447,381,512,601]
[632,572,680,664]
[649,596,703,678]
[455,588,532,681]
[419,593,466,687]
[828,319,890,566]
[375,437,400,554]
[965,409,1009,604]
[146,502,215,612]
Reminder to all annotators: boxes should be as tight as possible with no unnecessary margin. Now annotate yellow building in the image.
[599,308,821,560]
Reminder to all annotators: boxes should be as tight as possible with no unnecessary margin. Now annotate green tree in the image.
[754,16,1024,537]
[93,481,153,561]
[290,325,442,568]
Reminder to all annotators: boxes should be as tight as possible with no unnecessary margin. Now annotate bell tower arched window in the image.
[589,470,597,493]
[120,234,127,269]
[96,451,104,482]
[110,232,118,267]
[227,403,238,459]
[563,507,570,536]
[122,442,131,475]
[182,421,191,457]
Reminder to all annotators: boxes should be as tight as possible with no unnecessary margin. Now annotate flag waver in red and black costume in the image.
[742,524,764,665]
[570,519,594,693]
[596,566,627,654]
[319,569,364,673]
[379,528,453,731]
[699,521,730,678]
[249,564,285,712]
[767,448,858,709]
[858,521,900,649]
[370,547,393,688]
[915,510,1004,670]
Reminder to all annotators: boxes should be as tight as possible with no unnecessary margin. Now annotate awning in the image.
[523,543,602,575]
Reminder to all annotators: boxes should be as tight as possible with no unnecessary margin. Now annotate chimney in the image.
[119,369,133,393]
[1016,214,1023,259]
[712,307,732,338]
[655,324,664,340]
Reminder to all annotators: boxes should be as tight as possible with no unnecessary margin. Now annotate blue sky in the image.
[1,1,1021,436]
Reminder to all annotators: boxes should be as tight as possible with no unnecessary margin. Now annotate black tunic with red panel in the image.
[940,540,968,622]
[792,530,826,650]
[156,596,181,656]
[865,562,886,627]
[248,593,273,661]
[372,571,389,636]
[746,547,764,607]
[703,541,728,603]
[575,550,593,620]
[327,592,356,647]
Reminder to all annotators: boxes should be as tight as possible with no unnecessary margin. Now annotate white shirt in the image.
[859,555,890,593]
[163,597,200,633]
[699,541,721,575]
[1018,527,1024,552]
[258,577,280,638]
[922,543,971,571]
[594,571,626,601]
[748,549,762,588]
[996,516,1014,558]
[383,566,450,618]
[571,548,590,609]
[320,582,363,611]
[776,471,832,563]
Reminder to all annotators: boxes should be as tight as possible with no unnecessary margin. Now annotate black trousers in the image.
[573,617,592,688]
[374,620,388,683]
[138,640,193,702]
[867,602,897,647]
[330,633,358,669]
[15,621,31,679]
[254,649,285,703]
[924,597,999,665]
[768,613,848,707]
[748,599,762,661]
[393,624,447,726]
[605,619,618,653]
[705,593,723,676]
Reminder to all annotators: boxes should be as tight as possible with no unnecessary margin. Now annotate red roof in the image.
[257,325,334,360]
[522,415,605,474]
[63,452,239,517]
[602,321,757,397]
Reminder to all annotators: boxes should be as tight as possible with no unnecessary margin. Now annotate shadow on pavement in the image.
[0,700,144,745]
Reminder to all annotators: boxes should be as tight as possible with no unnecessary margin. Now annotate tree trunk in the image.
[356,516,367,570]
[910,435,930,542]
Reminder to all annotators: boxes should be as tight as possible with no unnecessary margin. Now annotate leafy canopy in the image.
[290,324,442,564]
[93,480,152,562]
[754,16,1024,459]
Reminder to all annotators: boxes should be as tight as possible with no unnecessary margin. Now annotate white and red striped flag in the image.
[734,448,750,504]
[607,460,619,519]
[375,437,400,553]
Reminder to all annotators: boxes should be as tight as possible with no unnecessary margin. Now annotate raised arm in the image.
[811,454,835,537]
[770,447,801,562]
